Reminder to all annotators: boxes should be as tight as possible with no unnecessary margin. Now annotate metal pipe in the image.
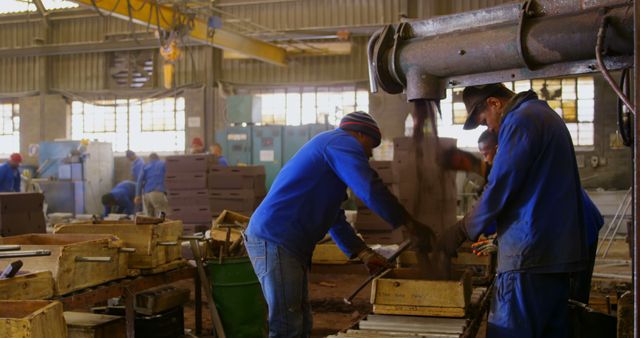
[75,256,113,263]
[0,250,51,258]
[369,1,634,100]
[633,1,639,335]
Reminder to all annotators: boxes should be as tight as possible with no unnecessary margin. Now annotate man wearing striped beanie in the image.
[245,111,433,337]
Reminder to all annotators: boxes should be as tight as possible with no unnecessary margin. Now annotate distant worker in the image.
[0,153,22,192]
[135,153,168,217]
[126,150,144,182]
[477,129,498,179]
[190,137,206,154]
[101,180,136,217]
[209,143,229,167]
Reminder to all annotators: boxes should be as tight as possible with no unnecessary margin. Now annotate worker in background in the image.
[0,153,22,192]
[125,150,144,182]
[190,137,206,154]
[101,180,136,217]
[209,143,229,167]
[134,153,168,217]
[438,83,588,338]
[245,112,434,337]
[477,129,498,179]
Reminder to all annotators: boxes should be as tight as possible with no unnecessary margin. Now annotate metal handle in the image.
[75,256,113,263]
[0,250,51,258]
[0,245,21,252]
[180,235,204,240]
[119,247,136,253]
[157,241,178,246]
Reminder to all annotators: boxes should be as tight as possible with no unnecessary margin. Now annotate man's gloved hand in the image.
[471,234,497,256]
[357,247,393,275]
[404,218,436,253]
[437,219,470,257]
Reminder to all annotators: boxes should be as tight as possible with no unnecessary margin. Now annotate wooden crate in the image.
[371,269,472,317]
[212,210,250,229]
[312,243,354,265]
[64,311,125,338]
[53,220,183,269]
[0,271,54,300]
[0,300,66,338]
[0,234,128,295]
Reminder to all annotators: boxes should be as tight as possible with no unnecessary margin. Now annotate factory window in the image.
[437,76,595,148]
[71,97,185,153]
[0,102,19,156]
[256,87,369,126]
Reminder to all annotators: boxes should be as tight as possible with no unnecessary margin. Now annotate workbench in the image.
[54,266,202,338]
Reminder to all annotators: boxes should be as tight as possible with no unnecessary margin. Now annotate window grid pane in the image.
[0,102,19,155]
[71,97,185,153]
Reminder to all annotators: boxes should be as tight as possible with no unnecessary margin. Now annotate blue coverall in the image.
[103,180,136,216]
[218,156,229,167]
[246,128,407,337]
[136,160,166,196]
[0,162,20,192]
[463,91,588,338]
[131,157,144,182]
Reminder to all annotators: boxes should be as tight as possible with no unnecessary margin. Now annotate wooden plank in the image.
[0,300,67,338]
[372,304,467,318]
[64,311,125,338]
[0,271,54,300]
[139,259,188,275]
[371,270,469,308]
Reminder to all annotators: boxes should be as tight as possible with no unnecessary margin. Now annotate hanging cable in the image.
[595,16,636,115]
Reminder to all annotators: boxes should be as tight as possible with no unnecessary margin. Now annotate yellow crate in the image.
[312,243,354,264]
[0,271,54,300]
[371,269,472,317]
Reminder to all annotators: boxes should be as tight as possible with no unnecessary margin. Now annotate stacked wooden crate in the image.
[207,166,266,217]
[354,161,404,244]
[391,137,458,236]
[165,155,266,234]
[0,193,46,236]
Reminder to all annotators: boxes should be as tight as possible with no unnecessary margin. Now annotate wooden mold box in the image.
[312,243,354,265]
[212,210,250,230]
[0,300,67,338]
[0,234,128,296]
[371,269,472,318]
[0,271,54,300]
[64,311,125,338]
[53,219,183,269]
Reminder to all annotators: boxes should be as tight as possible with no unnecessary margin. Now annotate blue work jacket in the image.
[136,159,166,196]
[131,157,144,182]
[246,129,407,264]
[582,190,604,246]
[0,162,20,192]
[104,180,136,216]
[465,91,588,273]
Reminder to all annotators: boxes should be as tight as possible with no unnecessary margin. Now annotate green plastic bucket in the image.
[206,257,268,338]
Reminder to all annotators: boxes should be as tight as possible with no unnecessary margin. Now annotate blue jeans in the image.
[489,271,570,338]
[244,234,312,338]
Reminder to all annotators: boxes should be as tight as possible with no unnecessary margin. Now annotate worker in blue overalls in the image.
[101,180,136,217]
[439,84,589,338]
[126,150,145,182]
[0,153,22,192]
[135,153,168,217]
[245,112,434,337]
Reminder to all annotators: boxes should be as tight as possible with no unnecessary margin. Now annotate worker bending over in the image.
[102,180,136,217]
[0,153,22,192]
[439,84,589,338]
[245,112,433,337]
[135,153,168,217]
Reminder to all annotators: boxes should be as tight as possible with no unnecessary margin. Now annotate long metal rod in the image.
[598,188,631,254]
[633,1,639,335]
[343,239,412,305]
[603,196,633,258]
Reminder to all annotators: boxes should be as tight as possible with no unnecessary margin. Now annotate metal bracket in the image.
[389,22,410,87]
[371,25,405,94]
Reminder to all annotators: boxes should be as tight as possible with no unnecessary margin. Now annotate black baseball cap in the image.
[462,83,511,130]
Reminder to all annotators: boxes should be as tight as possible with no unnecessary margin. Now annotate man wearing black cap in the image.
[438,84,588,337]
[245,111,433,337]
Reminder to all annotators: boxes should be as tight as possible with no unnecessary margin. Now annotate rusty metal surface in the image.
[633,1,639,337]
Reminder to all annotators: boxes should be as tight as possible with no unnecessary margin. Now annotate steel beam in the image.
[69,0,287,66]
[634,0,639,336]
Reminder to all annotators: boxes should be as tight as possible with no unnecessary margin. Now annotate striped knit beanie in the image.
[339,111,381,147]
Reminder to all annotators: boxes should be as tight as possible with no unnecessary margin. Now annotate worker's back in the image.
[247,128,403,262]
